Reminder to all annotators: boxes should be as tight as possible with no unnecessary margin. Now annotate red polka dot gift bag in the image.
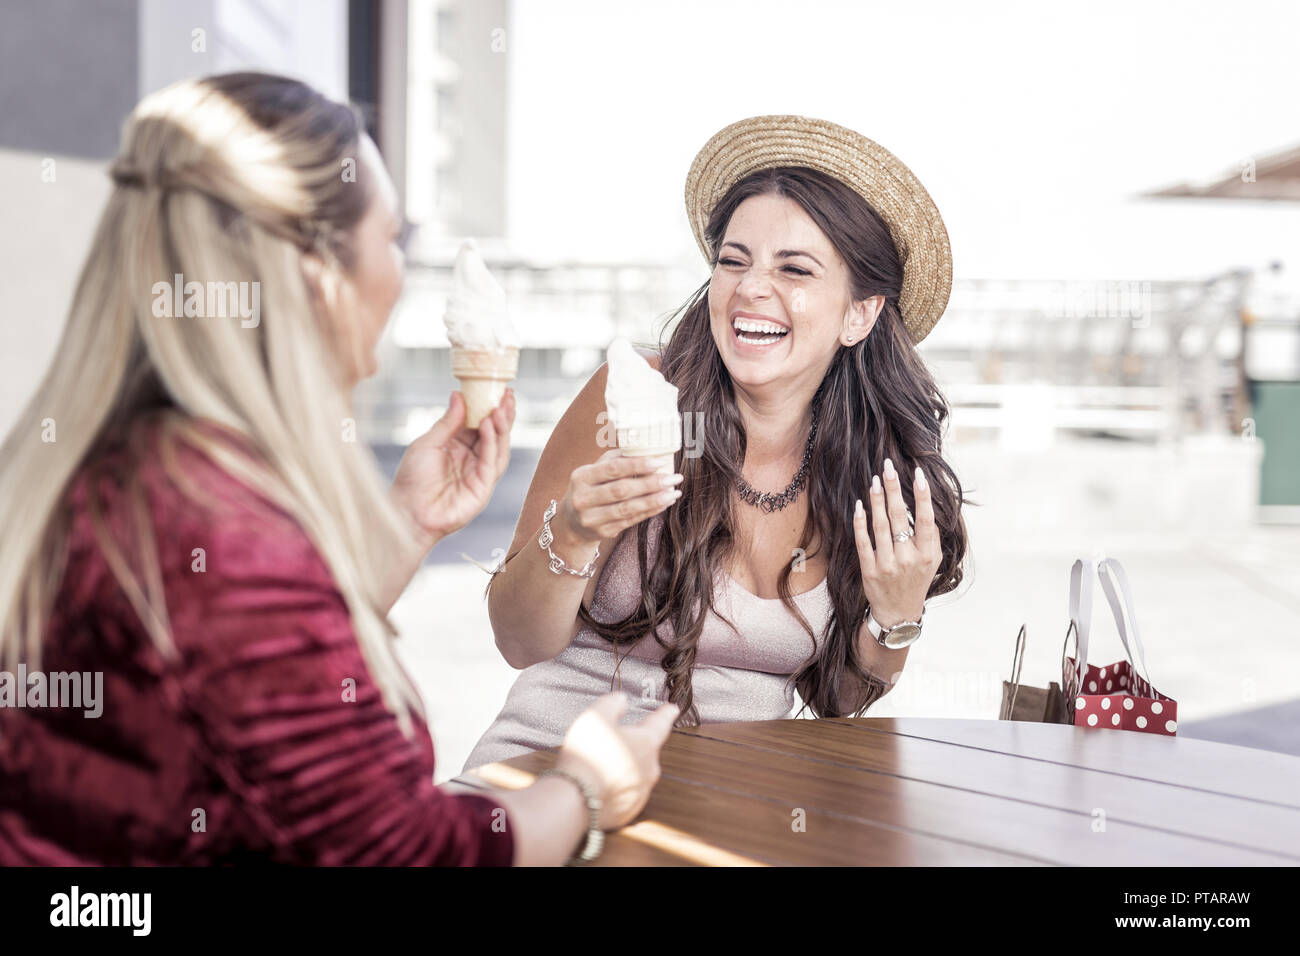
[1061,557,1178,736]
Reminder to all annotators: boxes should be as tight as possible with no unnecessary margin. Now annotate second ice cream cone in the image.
[452,346,519,428]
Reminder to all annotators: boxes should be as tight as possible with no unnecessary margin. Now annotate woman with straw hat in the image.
[467,114,972,769]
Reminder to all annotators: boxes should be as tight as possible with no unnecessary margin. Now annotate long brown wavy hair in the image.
[575,165,973,724]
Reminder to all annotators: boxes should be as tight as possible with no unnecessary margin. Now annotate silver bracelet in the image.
[539,499,600,578]
[538,768,604,864]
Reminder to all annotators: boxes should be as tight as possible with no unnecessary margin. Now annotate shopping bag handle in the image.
[1096,557,1154,689]
[1007,624,1028,714]
[1065,558,1095,695]
[1061,619,1080,714]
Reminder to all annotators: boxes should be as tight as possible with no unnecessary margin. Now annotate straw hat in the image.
[684,114,953,344]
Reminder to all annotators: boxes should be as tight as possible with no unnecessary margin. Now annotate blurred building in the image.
[1145,141,1300,521]
[3,0,1297,525]
[403,0,509,243]
[0,0,683,452]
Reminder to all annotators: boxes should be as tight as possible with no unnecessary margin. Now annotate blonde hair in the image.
[0,72,426,736]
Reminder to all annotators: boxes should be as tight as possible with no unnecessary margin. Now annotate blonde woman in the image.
[0,72,676,867]
[466,115,969,770]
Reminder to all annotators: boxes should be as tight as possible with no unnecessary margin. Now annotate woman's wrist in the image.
[863,601,925,631]
[536,768,601,863]
[377,501,444,612]
[392,491,443,553]
[854,617,907,669]
[546,500,600,560]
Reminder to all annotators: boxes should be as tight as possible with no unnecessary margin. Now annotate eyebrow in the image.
[719,241,824,269]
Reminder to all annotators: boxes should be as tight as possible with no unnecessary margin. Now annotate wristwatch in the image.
[864,605,925,649]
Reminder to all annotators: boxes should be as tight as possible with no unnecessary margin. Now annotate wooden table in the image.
[450,717,1300,865]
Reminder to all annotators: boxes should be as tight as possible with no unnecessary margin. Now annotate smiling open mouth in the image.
[732,317,790,346]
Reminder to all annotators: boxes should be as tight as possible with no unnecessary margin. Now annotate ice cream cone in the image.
[617,420,682,472]
[603,337,682,473]
[452,346,519,428]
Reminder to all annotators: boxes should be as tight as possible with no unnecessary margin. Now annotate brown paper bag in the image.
[999,624,1069,723]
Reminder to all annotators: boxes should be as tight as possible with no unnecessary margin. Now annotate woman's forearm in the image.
[488,507,599,668]
[378,518,440,613]
[836,621,908,714]
[489,776,589,866]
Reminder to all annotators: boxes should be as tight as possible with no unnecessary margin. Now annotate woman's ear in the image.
[840,294,885,346]
[299,249,367,387]
[300,250,338,314]
[300,250,360,373]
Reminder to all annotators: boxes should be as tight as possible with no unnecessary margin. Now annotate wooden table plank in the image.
[816,717,1300,807]
[676,718,1300,859]
[452,717,1300,866]
[465,747,1048,866]
[659,727,1285,865]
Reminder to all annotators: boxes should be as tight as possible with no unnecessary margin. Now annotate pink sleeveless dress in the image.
[463,512,833,770]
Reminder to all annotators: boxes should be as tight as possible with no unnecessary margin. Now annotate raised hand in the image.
[391,388,516,542]
[852,457,942,628]
[556,448,683,546]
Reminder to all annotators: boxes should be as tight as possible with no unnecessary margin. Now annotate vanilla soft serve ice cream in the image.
[443,239,521,350]
[604,337,681,468]
[444,239,521,427]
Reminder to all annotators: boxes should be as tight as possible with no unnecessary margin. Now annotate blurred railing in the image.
[356,260,1282,449]
[926,273,1265,445]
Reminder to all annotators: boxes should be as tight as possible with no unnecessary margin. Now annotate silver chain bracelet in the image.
[539,499,600,578]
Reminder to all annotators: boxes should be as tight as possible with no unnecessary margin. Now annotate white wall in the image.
[0,152,114,439]
[1,0,350,441]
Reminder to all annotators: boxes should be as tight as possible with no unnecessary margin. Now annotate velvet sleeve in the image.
[157,496,516,867]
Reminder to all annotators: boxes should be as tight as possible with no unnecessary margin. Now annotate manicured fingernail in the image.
[872,474,881,493]
[884,458,895,479]
[660,489,682,504]
[660,473,684,487]
[855,498,863,516]
[915,466,927,490]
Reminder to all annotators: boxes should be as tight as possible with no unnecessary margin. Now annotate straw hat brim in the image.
[684,114,953,345]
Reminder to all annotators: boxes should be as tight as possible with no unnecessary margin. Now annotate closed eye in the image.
[717,257,810,276]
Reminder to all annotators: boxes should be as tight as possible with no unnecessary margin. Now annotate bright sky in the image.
[506,0,1300,284]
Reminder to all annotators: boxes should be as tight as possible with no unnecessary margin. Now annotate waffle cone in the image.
[451,346,520,428]
[616,419,681,472]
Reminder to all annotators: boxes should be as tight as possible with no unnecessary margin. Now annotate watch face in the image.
[883,623,921,648]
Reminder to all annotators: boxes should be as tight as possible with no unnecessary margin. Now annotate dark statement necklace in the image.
[735,406,818,513]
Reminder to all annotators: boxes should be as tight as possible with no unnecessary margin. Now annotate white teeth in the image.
[736,332,782,345]
[733,318,788,335]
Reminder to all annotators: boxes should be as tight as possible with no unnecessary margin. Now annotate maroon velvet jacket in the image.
[0,418,513,866]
